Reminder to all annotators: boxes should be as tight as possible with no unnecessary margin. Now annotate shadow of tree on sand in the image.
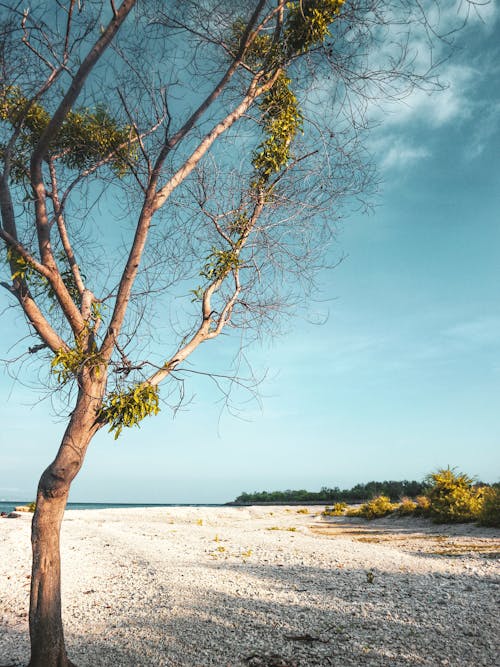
[1,559,497,667]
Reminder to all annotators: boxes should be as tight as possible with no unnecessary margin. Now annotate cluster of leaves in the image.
[51,338,104,384]
[6,246,85,309]
[230,21,282,70]
[200,247,243,282]
[252,72,303,182]
[228,213,250,237]
[0,85,135,178]
[7,247,38,282]
[99,383,160,439]
[231,1,346,67]
[285,0,346,55]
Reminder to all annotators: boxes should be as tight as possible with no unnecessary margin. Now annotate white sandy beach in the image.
[0,506,498,667]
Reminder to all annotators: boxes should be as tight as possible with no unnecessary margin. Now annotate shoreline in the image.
[1,506,498,666]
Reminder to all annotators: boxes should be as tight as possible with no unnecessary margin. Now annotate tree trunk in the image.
[28,378,104,667]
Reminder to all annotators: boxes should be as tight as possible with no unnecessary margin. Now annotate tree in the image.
[0,1,467,665]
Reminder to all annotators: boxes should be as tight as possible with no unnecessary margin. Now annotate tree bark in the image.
[28,377,104,667]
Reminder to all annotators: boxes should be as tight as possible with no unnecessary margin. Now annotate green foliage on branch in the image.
[230,21,281,70]
[252,72,303,181]
[5,246,86,309]
[0,85,135,178]
[285,0,346,54]
[6,247,35,282]
[201,247,243,282]
[51,338,104,384]
[99,384,160,440]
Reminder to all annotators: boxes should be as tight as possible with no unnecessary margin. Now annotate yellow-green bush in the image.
[350,495,397,520]
[322,502,347,517]
[478,485,500,527]
[397,497,417,516]
[425,468,483,523]
[413,495,431,516]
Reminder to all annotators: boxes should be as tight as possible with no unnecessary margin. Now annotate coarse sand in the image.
[1,506,498,666]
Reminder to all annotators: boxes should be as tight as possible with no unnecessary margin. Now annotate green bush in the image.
[350,495,397,520]
[413,495,431,517]
[397,497,417,516]
[322,502,347,517]
[425,468,483,523]
[478,485,500,527]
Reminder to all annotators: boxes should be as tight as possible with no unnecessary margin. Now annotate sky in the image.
[0,2,499,503]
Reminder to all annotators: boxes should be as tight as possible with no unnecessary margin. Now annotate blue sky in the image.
[1,3,499,503]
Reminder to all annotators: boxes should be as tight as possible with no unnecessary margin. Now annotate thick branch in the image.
[28,0,136,333]
[153,71,280,211]
[0,174,66,352]
[161,0,268,154]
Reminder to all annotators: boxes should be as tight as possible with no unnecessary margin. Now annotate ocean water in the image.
[0,501,222,514]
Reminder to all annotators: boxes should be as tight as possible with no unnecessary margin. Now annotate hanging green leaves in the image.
[51,339,104,384]
[252,72,303,183]
[285,0,346,54]
[99,384,160,439]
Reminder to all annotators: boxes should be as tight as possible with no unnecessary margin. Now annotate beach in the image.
[0,506,498,666]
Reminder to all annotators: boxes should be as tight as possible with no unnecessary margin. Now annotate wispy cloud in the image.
[379,141,431,170]
[364,2,500,168]
[442,316,500,348]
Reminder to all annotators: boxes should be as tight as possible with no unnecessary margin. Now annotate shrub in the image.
[28,501,36,512]
[352,495,397,520]
[322,503,347,517]
[397,497,417,516]
[425,468,483,523]
[478,485,500,527]
[413,495,431,516]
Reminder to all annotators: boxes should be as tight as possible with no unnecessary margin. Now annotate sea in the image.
[0,501,223,514]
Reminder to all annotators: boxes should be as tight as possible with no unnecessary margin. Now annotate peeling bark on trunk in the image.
[28,377,104,667]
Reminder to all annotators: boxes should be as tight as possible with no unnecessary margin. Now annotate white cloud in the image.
[377,63,476,128]
[379,142,431,170]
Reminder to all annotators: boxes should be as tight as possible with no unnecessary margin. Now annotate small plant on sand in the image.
[478,485,500,527]
[296,508,309,514]
[322,503,347,517]
[397,497,417,516]
[28,501,36,513]
[196,518,203,526]
[425,468,483,523]
[351,495,397,520]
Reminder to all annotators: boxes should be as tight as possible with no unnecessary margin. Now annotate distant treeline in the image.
[233,480,428,504]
